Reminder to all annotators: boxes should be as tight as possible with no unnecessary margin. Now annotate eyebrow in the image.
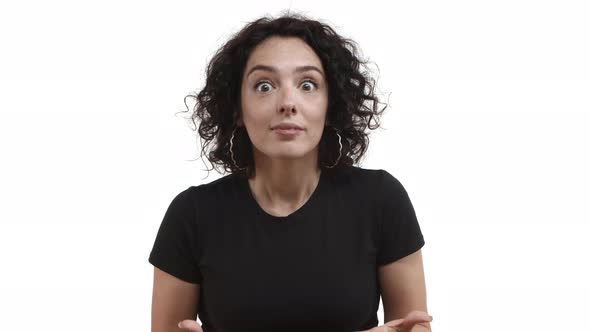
[246,64,325,79]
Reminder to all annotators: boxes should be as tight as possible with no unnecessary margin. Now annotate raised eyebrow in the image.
[246,65,325,79]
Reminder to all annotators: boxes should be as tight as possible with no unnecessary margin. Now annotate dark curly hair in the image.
[183,12,387,179]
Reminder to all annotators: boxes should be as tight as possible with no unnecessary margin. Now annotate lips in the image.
[273,127,303,137]
[272,123,304,130]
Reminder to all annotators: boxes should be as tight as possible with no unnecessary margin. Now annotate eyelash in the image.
[254,79,318,92]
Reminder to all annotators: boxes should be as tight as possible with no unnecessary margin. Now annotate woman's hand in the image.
[177,319,203,332]
[177,310,432,332]
[355,310,433,332]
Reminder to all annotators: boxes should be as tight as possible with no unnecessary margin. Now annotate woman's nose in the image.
[278,87,297,114]
[279,102,296,114]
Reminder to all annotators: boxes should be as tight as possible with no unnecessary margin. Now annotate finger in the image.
[404,310,433,323]
[177,319,203,332]
[383,318,405,328]
[383,311,433,332]
[353,324,391,332]
[366,326,389,332]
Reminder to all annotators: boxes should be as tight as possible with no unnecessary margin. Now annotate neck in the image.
[248,148,321,208]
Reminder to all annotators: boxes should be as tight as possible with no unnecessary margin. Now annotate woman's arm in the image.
[151,267,201,332]
[378,249,432,331]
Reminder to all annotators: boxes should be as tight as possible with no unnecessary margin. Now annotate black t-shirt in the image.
[148,165,425,332]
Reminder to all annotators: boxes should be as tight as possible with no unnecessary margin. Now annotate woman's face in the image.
[238,36,329,165]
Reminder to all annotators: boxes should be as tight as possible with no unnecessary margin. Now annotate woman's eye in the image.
[254,81,273,93]
[300,80,318,91]
[254,79,318,93]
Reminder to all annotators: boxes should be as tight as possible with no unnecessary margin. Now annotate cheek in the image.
[310,109,328,129]
[241,96,264,124]
[242,113,271,142]
[243,110,270,128]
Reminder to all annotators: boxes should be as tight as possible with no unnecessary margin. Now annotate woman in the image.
[149,12,433,332]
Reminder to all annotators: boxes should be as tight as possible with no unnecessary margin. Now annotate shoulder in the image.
[163,174,239,225]
[339,165,400,189]
[337,166,409,208]
[187,173,239,195]
[325,166,404,201]
[177,173,242,210]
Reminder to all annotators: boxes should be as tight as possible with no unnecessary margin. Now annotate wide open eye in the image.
[254,81,273,93]
[254,79,318,93]
[300,79,318,92]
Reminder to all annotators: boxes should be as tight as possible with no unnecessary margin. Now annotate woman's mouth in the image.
[273,128,303,137]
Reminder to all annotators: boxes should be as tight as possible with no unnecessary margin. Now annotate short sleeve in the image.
[376,170,425,266]
[148,187,202,284]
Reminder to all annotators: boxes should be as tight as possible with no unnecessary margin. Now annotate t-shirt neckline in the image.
[241,170,325,223]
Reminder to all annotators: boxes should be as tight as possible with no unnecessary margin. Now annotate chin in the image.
[254,142,318,160]
[266,148,311,160]
[270,152,307,160]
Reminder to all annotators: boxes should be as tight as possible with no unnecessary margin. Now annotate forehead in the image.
[245,36,323,72]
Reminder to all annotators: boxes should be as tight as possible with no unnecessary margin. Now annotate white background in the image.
[1,0,589,331]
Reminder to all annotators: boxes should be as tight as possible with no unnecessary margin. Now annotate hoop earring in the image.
[324,126,342,169]
[230,127,247,171]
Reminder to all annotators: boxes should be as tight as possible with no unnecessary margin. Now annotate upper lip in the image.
[272,122,304,130]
